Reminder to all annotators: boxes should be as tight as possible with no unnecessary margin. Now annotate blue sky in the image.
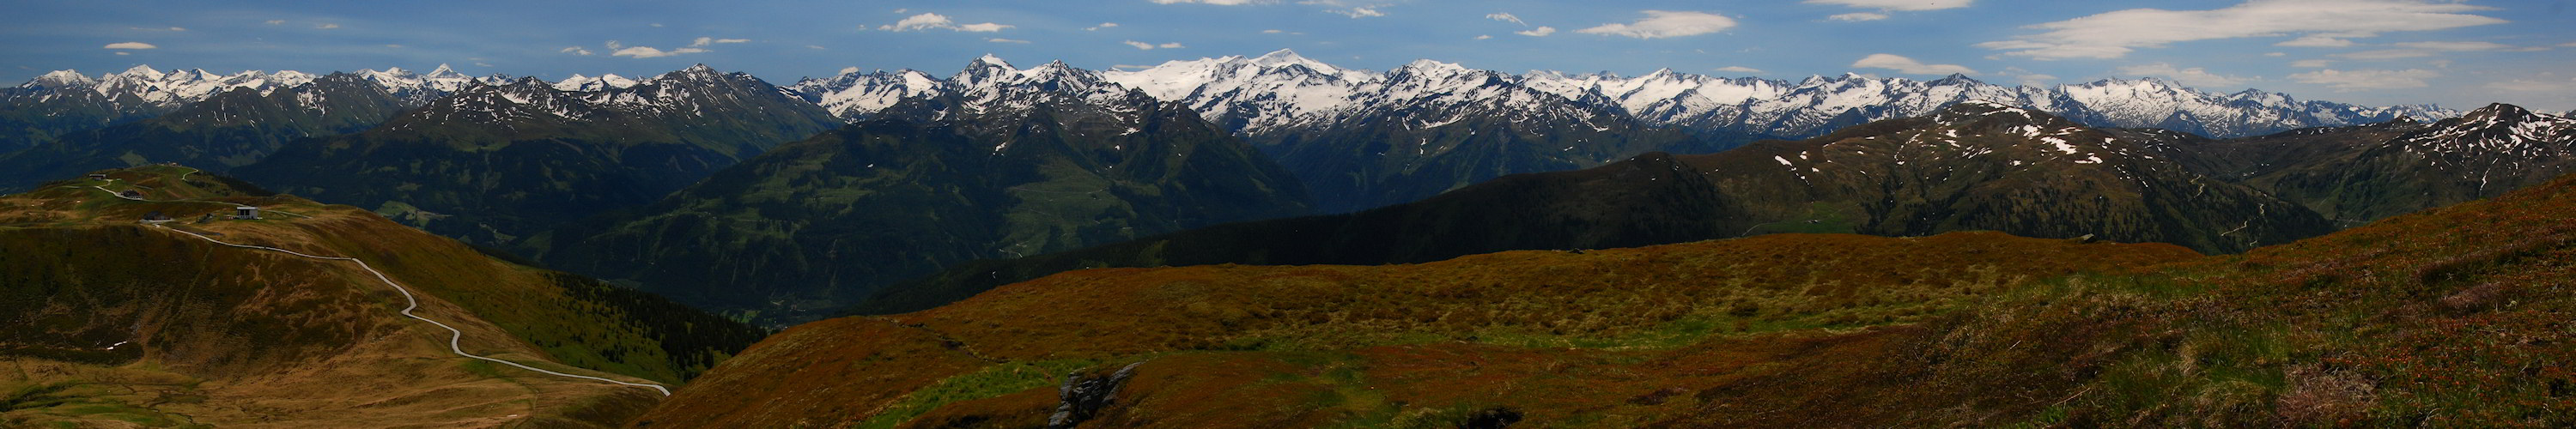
[8,0,2573,111]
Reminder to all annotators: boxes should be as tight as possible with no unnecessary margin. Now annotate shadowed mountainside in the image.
[860,101,2332,315]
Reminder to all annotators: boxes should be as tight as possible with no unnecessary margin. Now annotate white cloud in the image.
[2289,69,2439,91]
[881,14,951,31]
[2291,59,2333,67]
[879,13,1013,33]
[987,38,1031,44]
[839,66,861,75]
[115,51,130,56]
[1334,7,1385,18]
[1121,40,1188,50]
[1263,29,1285,33]
[2115,63,2255,88]
[1713,66,1765,74]
[102,42,157,50]
[1850,53,1977,76]
[1806,0,1971,11]
[1487,13,1526,25]
[315,23,340,29]
[560,46,594,56]
[2264,51,2287,57]
[264,20,284,25]
[1151,0,1263,3]
[611,45,709,58]
[1087,22,1120,31]
[2275,34,2358,47]
[1981,0,2505,60]
[167,27,185,32]
[1516,26,1557,37]
[2016,74,2059,86]
[1577,10,1736,39]
[2484,76,2576,93]
[2336,49,2433,59]
[1829,12,1889,21]
[690,37,750,47]
[2562,41,2576,47]
[2391,41,2513,51]
[1475,34,1492,40]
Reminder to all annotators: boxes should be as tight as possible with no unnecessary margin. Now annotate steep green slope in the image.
[1253,105,1706,213]
[1688,100,2330,252]
[543,88,1311,325]
[860,151,1741,314]
[2229,104,2576,226]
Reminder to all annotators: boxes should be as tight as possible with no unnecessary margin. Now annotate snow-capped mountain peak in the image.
[2400,103,2573,158]
[29,69,95,88]
[1393,58,1474,77]
[1248,49,1343,75]
[424,63,467,79]
[554,74,640,92]
[118,64,167,80]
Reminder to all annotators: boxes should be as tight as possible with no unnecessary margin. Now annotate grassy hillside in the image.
[637,231,2197,427]
[0,165,761,427]
[653,169,2576,426]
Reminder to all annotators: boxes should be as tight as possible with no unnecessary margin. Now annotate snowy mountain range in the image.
[11,51,2460,146]
[792,50,2457,142]
[11,64,503,112]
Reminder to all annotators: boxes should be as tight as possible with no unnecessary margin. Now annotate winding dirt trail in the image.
[82,177,668,396]
[155,226,673,396]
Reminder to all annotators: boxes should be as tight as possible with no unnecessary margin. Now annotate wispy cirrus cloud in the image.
[1123,40,1187,50]
[1828,13,1889,21]
[103,42,158,50]
[1980,0,2505,59]
[1577,10,1735,39]
[2290,68,2439,91]
[1805,0,1971,11]
[2116,63,2256,88]
[878,13,1012,33]
[1851,53,1976,76]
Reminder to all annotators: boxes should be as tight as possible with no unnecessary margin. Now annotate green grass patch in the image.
[853,359,1100,429]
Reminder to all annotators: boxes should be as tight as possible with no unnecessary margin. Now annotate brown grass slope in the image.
[1,165,756,428]
[660,170,2576,427]
[637,231,2199,427]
